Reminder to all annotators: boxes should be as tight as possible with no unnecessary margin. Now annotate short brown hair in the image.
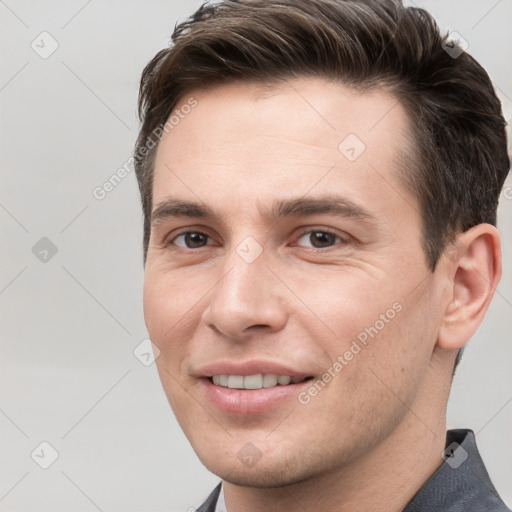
[135,0,509,271]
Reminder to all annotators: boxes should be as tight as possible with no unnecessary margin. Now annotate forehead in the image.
[152,78,416,223]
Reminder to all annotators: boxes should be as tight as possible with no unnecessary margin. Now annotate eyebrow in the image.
[151,195,376,226]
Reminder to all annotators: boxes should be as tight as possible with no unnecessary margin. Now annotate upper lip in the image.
[194,360,313,378]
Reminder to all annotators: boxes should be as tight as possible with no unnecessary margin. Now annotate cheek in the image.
[295,268,436,406]
[143,269,194,335]
[339,289,438,407]
[287,267,401,348]
[143,272,190,371]
[143,275,167,336]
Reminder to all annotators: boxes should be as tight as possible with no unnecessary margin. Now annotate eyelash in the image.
[167,227,348,251]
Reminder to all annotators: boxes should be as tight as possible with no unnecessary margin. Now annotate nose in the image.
[201,246,288,341]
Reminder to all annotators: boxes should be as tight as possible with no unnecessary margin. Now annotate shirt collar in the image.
[403,429,509,511]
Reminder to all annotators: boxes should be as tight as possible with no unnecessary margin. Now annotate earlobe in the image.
[437,224,502,351]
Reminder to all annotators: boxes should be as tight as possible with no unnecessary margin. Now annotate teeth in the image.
[244,374,263,389]
[262,374,278,388]
[227,375,244,389]
[211,373,304,389]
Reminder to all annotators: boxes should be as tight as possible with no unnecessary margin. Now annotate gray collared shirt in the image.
[197,429,510,512]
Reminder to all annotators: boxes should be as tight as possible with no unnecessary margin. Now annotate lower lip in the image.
[199,378,311,414]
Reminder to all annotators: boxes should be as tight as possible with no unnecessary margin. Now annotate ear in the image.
[437,224,502,350]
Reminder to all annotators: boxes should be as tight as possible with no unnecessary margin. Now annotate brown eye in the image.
[296,230,343,249]
[172,231,210,249]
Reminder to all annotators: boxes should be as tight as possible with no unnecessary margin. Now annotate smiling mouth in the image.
[209,374,314,390]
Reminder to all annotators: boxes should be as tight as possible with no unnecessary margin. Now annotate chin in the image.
[197,446,336,489]
[211,464,312,488]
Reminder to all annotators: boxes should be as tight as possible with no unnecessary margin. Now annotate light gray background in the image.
[1,1,510,511]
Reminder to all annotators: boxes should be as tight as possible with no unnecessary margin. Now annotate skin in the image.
[143,78,501,512]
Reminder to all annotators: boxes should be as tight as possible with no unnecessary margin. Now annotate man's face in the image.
[143,78,446,485]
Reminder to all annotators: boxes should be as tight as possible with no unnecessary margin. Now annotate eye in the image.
[295,229,344,249]
[171,231,212,249]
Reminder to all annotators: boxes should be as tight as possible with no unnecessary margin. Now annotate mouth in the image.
[194,360,318,414]
[209,374,314,390]
[198,373,316,414]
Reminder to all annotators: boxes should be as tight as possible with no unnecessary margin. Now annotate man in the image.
[134,0,510,510]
